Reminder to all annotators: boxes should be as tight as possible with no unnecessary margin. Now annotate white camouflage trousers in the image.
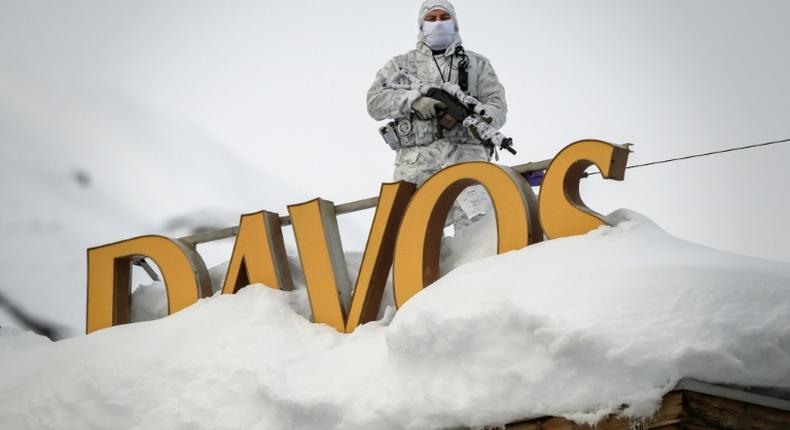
[393,139,492,233]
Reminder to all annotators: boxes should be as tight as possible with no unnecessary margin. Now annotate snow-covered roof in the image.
[1,210,789,429]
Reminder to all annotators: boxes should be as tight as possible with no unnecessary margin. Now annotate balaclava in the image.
[417,0,462,51]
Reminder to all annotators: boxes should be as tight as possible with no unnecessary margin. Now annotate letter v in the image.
[288,182,415,333]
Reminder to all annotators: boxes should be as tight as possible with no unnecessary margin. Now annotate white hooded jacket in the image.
[366,0,508,148]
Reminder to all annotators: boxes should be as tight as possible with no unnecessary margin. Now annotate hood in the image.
[416,0,463,52]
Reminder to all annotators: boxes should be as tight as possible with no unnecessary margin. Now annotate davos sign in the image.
[86,140,630,334]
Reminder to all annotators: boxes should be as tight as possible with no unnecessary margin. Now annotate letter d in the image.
[86,236,211,333]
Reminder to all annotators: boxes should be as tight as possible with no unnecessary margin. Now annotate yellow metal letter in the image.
[222,211,293,294]
[86,236,211,334]
[289,199,353,331]
[289,183,415,333]
[538,139,630,239]
[393,162,542,308]
[345,182,415,331]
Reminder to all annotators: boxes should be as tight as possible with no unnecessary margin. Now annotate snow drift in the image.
[1,210,789,429]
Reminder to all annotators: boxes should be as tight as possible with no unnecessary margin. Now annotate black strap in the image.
[427,44,469,92]
[454,45,470,92]
[431,52,454,84]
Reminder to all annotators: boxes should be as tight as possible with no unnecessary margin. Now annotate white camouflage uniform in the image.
[366,0,508,231]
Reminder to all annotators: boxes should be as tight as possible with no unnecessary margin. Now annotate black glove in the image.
[411,96,446,120]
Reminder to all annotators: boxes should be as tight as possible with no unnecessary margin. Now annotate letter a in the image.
[222,211,293,294]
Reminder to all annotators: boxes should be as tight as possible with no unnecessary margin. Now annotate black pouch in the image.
[379,121,400,150]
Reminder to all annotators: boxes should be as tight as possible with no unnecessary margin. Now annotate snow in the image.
[2,2,788,426]
[0,73,301,333]
[3,0,790,337]
[129,249,372,324]
[2,210,789,429]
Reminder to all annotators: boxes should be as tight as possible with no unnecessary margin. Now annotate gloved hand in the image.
[467,116,493,141]
[411,96,446,120]
[467,122,483,141]
[441,82,462,97]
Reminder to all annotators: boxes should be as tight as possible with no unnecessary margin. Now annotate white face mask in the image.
[422,19,455,51]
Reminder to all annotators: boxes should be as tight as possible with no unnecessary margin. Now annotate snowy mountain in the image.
[0,73,298,333]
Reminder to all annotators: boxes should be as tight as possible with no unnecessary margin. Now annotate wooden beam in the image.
[179,159,553,246]
[506,392,683,430]
[505,379,790,430]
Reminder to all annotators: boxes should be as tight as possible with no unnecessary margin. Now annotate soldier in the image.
[367,0,508,232]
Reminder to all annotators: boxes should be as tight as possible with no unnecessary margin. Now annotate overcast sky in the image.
[1,1,789,331]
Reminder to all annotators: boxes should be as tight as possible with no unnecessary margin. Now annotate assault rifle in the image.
[382,69,516,155]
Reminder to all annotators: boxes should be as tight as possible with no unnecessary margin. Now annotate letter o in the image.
[392,162,542,308]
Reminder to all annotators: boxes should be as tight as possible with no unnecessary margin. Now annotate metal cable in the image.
[586,137,790,176]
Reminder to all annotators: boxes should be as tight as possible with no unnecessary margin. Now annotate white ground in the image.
[2,210,789,429]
